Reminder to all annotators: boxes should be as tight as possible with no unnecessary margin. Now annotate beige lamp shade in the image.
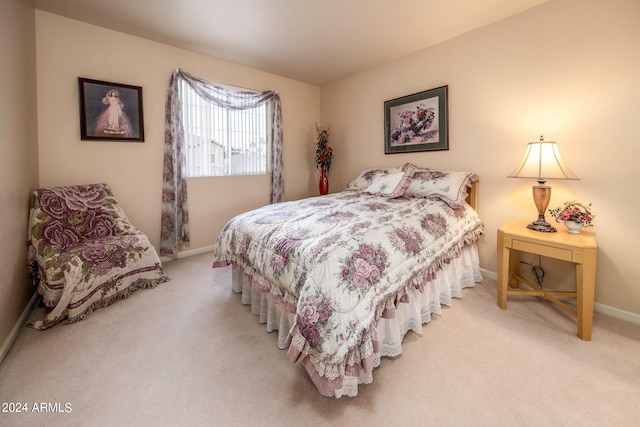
[508,136,579,232]
[508,139,578,182]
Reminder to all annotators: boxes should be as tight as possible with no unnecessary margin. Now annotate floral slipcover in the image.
[212,191,484,396]
[28,184,169,329]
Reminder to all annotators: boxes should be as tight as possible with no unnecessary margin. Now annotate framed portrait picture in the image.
[78,78,145,142]
[384,85,448,154]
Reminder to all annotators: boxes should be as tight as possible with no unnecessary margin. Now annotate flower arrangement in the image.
[314,123,333,172]
[549,201,594,227]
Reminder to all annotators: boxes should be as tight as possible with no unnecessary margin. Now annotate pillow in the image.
[405,169,478,208]
[403,162,426,171]
[363,164,416,198]
[345,166,403,191]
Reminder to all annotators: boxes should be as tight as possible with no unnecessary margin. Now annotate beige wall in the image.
[321,0,640,315]
[35,11,321,252]
[0,1,39,347]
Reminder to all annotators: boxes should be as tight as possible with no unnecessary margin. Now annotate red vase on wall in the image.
[319,167,329,195]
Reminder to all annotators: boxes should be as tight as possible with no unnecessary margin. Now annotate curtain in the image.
[161,68,283,255]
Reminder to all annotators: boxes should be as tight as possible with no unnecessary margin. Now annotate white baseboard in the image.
[0,291,39,365]
[480,269,640,326]
[480,268,497,281]
[594,303,640,325]
[160,245,214,263]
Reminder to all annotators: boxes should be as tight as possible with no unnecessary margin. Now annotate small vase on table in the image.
[564,220,584,234]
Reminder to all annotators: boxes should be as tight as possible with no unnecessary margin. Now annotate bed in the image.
[211,163,484,397]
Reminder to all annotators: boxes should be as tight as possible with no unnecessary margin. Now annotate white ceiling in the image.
[31,0,551,86]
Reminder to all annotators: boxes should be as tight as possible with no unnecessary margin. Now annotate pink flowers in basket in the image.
[549,201,594,227]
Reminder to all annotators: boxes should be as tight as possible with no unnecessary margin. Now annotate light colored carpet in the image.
[1,252,639,427]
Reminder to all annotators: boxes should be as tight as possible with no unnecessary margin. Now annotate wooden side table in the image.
[497,219,597,340]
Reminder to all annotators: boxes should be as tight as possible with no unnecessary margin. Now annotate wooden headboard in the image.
[466,181,478,211]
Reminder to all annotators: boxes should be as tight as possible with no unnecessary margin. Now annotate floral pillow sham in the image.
[345,167,403,191]
[402,163,478,208]
[363,164,416,198]
[347,164,477,206]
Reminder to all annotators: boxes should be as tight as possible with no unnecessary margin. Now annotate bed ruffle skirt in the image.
[223,243,482,398]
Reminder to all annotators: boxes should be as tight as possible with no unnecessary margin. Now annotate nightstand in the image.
[497,219,597,340]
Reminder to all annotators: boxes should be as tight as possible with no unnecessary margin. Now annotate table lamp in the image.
[508,136,579,232]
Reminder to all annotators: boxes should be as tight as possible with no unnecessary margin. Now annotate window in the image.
[179,80,269,177]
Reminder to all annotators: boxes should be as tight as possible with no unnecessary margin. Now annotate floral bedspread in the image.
[211,191,483,389]
[28,184,169,329]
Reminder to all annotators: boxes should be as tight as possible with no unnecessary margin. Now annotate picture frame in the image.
[78,77,145,142]
[384,85,448,154]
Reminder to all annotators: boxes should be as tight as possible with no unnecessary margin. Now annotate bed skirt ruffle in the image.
[221,243,482,398]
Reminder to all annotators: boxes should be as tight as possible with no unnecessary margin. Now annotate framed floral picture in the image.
[384,85,448,154]
[78,77,145,142]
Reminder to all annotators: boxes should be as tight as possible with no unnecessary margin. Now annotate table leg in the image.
[497,230,509,309]
[576,248,597,341]
[508,250,521,289]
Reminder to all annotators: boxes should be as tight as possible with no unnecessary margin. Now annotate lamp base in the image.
[527,182,557,232]
[527,216,557,233]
